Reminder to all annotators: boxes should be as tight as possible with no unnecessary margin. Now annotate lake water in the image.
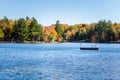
[0,43,120,80]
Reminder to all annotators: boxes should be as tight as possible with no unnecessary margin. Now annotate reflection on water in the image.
[0,43,120,80]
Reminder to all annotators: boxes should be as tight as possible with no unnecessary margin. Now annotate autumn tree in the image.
[65,30,72,41]
[114,23,120,41]
[42,26,57,42]
[0,29,4,40]
[49,28,57,42]
[0,16,10,41]
[65,25,78,41]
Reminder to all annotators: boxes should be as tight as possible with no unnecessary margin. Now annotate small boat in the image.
[80,43,99,50]
[80,47,99,50]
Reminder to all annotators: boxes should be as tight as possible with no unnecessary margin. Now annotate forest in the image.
[0,16,120,43]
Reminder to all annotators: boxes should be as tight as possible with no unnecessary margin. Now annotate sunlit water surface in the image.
[0,43,120,80]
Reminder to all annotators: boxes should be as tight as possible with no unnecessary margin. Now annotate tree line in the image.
[0,16,120,43]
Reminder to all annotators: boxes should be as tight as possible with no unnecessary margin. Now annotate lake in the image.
[0,43,120,80]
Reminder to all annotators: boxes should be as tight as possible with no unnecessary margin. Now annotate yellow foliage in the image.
[51,29,58,40]
[8,20,14,30]
[0,29,4,38]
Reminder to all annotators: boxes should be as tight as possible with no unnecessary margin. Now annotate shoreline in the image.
[1,41,120,44]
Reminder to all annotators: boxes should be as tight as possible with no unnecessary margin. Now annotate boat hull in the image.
[80,47,99,50]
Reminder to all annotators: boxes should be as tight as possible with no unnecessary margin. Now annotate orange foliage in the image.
[26,19,31,26]
[65,31,71,40]
[42,26,58,42]
[91,35,96,42]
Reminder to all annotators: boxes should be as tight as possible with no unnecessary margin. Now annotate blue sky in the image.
[0,0,120,25]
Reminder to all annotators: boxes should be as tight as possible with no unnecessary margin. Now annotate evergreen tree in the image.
[55,20,63,41]
[28,17,40,41]
[12,18,28,42]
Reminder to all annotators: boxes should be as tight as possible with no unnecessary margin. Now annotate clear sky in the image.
[0,0,120,25]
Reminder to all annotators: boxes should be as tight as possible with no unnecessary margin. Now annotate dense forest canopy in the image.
[0,16,120,43]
